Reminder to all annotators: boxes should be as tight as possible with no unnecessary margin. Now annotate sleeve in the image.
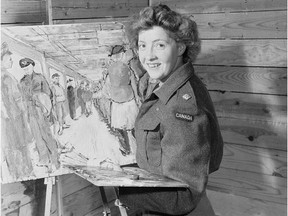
[160,102,211,209]
[3,77,19,101]
[41,76,52,98]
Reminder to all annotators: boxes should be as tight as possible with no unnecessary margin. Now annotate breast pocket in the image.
[137,118,162,167]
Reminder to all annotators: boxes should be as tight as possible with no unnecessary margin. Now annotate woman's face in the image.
[2,54,13,69]
[138,26,184,83]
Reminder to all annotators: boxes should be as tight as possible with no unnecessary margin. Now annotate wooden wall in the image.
[1,0,287,216]
[1,0,149,25]
[1,0,47,25]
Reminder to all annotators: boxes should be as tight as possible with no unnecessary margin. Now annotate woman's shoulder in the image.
[171,80,199,114]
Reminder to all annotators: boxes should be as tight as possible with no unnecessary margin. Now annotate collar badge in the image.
[182,94,192,101]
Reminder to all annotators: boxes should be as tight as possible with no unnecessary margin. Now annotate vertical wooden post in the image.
[46,0,53,25]
[44,177,55,216]
[114,187,128,216]
[56,176,64,216]
[99,187,111,216]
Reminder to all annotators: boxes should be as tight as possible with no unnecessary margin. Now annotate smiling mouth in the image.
[147,63,161,68]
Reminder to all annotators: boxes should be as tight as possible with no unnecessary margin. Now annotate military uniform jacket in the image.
[135,62,223,206]
[20,72,52,101]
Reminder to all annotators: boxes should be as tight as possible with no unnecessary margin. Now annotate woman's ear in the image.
[177,43,186,56]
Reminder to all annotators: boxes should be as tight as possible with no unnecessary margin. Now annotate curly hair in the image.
[125,4,201,63]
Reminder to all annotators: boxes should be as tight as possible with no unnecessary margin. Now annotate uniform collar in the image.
[154,61,194,104]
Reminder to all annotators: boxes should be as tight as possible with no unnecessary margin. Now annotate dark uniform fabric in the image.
[120,62,223,215]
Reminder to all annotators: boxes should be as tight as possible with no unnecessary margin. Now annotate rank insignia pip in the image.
[182,94,192,101]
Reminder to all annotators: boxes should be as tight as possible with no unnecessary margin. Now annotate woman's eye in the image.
[155,43,165,50]
[138,44,146,50]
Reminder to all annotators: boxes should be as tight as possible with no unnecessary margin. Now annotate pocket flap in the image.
[137,117,160,130]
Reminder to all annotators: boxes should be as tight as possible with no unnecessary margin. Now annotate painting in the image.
[1,41,65,183]
[1,23,150,185]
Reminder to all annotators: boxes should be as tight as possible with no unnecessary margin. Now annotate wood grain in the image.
[196,39,287,67]
[209,92,287,123]
[221,143,287,177]
[52,0,149,20]
[60,174,92,197]
[219,118,286,151]
[193,11,287,39]
[207,189,287,216]
[1,0,46,24]
[1,182,34,215]
[150,0,287,13]
[195,66,287,95]
[208,167,287,204]
[61,184,114,216]
[84,199,121,216]
[53,17,129,25]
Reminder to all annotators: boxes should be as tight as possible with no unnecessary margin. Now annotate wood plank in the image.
[193,11,287,39]
[209,92,287,124]
[214,93,287,123]
[60,174,92,197]
[196,39,287,67]
[52,0,149,20]
[1,1,46,24]
[1,182,34,215]
[18,202,34,216]
[207,190,287,216]
[2,179,47,216]
[53,11,287,39]
[53,17,129,25]
[84,200,120,216]
[195,66,287,95]
[208,167,287,205]
[221,143,287,177]
[61,184,115,216]
[150,0,287,13]
[219,118,286,151]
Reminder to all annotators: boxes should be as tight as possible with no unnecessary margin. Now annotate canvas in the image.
[1,23,140,184]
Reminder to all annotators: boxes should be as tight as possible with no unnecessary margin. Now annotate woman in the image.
[119,4,224,215]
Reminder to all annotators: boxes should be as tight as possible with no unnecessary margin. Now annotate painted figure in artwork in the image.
[19,57,59,170]
[77,80,86,116]
[51,72,70,135]
[67,79,76,120]
[1,42,34,181]
[107,61,140,155]
[82,81,93,117]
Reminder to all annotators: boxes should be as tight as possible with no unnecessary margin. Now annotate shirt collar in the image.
[154,62,194,104]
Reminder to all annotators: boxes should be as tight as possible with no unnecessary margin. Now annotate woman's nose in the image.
[144,46,157,60]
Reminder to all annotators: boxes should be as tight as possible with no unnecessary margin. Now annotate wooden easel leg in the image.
[56,176,64,216]
[44,177,55,216]
[114,187,128,216]
[99,186,111,216]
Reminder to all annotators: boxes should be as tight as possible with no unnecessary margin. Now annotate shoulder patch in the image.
[175,112,193,122]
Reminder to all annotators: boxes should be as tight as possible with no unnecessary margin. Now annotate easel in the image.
[99,186,128,216]
[44,176,63,216]
[43,176,127,216]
